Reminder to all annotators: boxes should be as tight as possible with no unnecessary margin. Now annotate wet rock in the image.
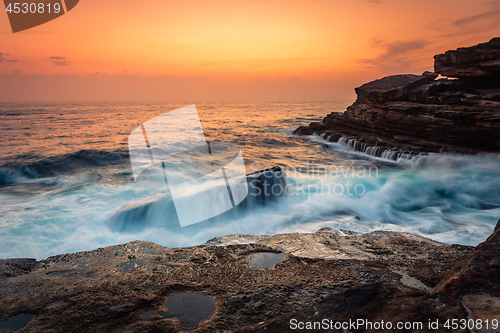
[242,166,287,206]
[108,167,288,232]
[0,314,35,332]
[162,292,215,329]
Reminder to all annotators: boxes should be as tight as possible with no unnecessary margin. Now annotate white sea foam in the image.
[1,150,499,259]
[0,102,498,259]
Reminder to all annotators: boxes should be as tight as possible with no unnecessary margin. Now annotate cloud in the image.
[52,60,70,66]
[424,1,500,39]
[453,9,500,26]
[425,21,443,32]
[442,1,500,36]
[0,52,19,64]
[49,56,70,66]
[367,0,382,4]
[359,39,429,72]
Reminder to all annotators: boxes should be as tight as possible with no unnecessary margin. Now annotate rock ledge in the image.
[2,221,499,332]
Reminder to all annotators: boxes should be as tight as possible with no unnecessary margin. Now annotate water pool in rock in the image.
[162,292,215,328]
[0,314,35,332]
[248,252,286,269]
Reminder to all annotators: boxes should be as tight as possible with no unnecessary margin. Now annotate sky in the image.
[1,0,500,102]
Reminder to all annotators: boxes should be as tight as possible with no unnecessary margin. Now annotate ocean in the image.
[1,102,499,260]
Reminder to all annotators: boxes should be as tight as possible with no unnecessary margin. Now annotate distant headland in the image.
[294,38,500,159]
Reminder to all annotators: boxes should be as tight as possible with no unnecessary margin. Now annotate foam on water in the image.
[0,102,499,259]
[1,150,498,259]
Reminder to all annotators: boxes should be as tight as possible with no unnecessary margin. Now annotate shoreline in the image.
[1,221,499,332]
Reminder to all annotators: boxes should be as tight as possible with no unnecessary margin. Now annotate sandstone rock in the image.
[462,294,500,333]
[436,219,500,295]
[422,70,439,80]
[434,37,500,79]
[430,220,500,332]
[408,79,466,104]
[0,228,477,332]
[0,258,37,278]
[295,38,500,157]
[306,98,500,154]
[355,74,434,103]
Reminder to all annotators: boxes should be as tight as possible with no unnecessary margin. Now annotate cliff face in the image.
[434,37,500,79]
[1,222,500,332]
[294,38,500,159]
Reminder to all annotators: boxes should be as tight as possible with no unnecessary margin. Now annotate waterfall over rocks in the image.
[332,135,420,161]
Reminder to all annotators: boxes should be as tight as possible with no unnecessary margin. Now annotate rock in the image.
[245,283,467,333]
[2,224,500,332]
[422,70,439,80]
[436,219,500,295]
[295,38,500,157]
[462,294,500,332]
[313,97,500,154]
[431,220,500,331]
[434,37,500,79]
[0,228,480,332]
[241,166,288,206]
[408,79,466,104]
[354,74,434,103]
[0,258,37,278]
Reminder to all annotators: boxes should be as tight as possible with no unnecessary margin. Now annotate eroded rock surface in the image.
[3,223,500,332]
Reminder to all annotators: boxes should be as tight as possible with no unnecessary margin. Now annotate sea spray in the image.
[107,167,288,233]
[1,102,498,260]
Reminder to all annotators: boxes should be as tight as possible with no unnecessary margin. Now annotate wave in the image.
[1,151,499,260]
[111,150,500,244]
[106,153,500,245]
[107,167,288,233]
[0,149,130,186]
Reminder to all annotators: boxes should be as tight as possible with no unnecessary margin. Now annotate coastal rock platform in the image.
[1,220,499,332]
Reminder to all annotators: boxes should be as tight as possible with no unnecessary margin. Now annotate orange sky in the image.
[1,0,500,101]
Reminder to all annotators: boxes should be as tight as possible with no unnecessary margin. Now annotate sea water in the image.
[0,102,499,259]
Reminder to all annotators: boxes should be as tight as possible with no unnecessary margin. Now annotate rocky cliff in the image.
[1,221,500,332]
[294,38,500,159]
